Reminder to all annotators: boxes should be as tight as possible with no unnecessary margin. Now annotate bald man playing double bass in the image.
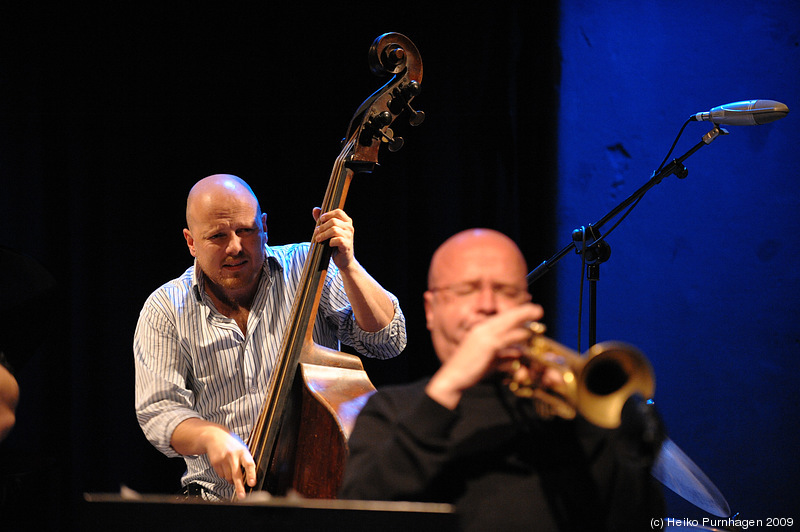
[340,228,665,532]
[134,174,406,500]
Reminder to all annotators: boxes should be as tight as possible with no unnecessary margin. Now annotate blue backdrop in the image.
[554,0,799,523]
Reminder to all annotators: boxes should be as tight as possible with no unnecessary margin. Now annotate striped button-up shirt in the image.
[134,242,406,499]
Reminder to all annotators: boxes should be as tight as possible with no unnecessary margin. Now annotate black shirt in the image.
[340,375,664,532]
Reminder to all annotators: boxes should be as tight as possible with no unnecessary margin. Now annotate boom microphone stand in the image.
[525,99,791,518]
[527,125,729,349]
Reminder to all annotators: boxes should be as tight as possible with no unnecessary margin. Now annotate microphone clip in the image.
[667,160,688,180]
[653,124,727,184]
[702,125,729,145]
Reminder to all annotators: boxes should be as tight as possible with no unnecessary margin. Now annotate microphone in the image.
[691,99,789,125]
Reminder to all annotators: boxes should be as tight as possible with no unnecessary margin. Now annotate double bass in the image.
[244,33,424,499]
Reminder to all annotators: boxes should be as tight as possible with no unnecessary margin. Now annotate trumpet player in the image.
[340,228,665,532]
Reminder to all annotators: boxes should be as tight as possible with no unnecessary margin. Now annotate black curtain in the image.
[0,3,559,528]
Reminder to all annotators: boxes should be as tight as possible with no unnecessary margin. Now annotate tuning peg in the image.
[372,126,403,152]
[390,81,425,126]
[382,129,404,152]
[403,81,425,126]
[406,106,425,127]
[358,112,405,151]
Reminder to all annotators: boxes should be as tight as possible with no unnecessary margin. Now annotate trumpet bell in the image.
[578,342,655,428]
[510,324,656,429]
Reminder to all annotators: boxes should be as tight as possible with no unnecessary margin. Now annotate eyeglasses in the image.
[428,281,529,301]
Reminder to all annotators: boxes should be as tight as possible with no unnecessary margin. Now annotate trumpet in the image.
[505,323,655,429]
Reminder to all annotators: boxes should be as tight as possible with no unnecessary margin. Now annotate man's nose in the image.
[226,235,243,255]
[474,285,498,312]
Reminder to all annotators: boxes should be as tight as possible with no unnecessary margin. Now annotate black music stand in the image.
[82,492,458,532]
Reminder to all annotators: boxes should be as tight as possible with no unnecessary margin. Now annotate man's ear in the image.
[423,291,435,331]
[261,212,268,244]
[183,228,197,257]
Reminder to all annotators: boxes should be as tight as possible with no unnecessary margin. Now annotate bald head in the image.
[428,228,529,289]
[182,174,268,305]
[186,174,261,231]
[424,228,532,363]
